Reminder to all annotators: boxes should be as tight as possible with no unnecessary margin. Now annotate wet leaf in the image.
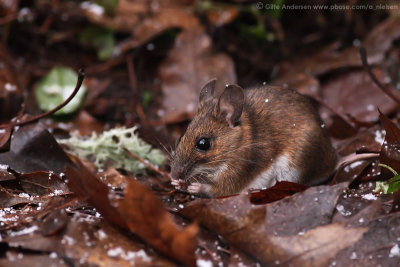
[0,123,72,175]
[331,212,400,266]
[35,67,87,116]
[279,16,400,79]
[65,157,127,229]
[180,183,349,265]
[322,69,400,123]
[81,0,199,48]
[0,186,42,208]
[249,181,310,205]
[119,179,198,267]
[66,157,198,266]
[0,127,12,151]
[379,112,400,172]
[18,171,69,196]
[158,26,236,122]
[41,209,69,236]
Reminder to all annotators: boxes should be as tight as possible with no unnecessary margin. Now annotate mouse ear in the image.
[216,84,244,128]
[199,79,216,104]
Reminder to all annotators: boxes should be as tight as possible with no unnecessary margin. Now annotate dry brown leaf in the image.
[269,224,367,266]
[66,158,127,229]
[82,0,199,48]
[321,69,400,123]
[118,179,198,267]
[66,157,198,266]
[158,26,236,122]
[278,16,400,80]
[180,183,349,265]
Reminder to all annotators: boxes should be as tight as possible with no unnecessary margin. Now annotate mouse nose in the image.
[171,166,185,180]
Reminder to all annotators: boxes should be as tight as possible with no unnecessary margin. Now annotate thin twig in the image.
[126,53,137,90]
[359,46,400,105]
[313,95,356,129]
[123,147,172,179]
[0,69,85,129]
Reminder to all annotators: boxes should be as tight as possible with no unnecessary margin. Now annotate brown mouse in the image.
[170,80,337,197]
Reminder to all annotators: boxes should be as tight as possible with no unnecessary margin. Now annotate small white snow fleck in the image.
[265,98,269,103]
[97,229,107,240]
[61,235,76,245]
[18,193,30,198]
[0,164,8,170]
[359,218,364,223]
[11,225,38,236]
[5,83,17,92]
[349,161,363,169]
[336,204,352,216]
[157,109,165,116]
[178,204,184,209]
[389,244,400,257]
[350,251,357,260]
[80,1,104,16]
[49,252,58,259]
[122,250,151,262]
[362,193,377,201]
[107,247,151,262]
[146,43,155,51]
[187,103,195,112]
[375,130,386,145]
[108,247,124,257]
[197,259,213,267]
[49,189,64,196]
[367,104,375,111]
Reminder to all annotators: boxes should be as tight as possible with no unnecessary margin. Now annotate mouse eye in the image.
[195,137,211,151]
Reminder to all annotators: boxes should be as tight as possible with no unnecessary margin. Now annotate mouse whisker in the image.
[206,157,266,168]
[156,139,173,160]
[211,142,270,160]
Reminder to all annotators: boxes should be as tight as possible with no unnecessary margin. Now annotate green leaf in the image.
[374,181,389,194]
[388,180,400,194]
[80,25,115,61]
[374,165,400,194]
[35,67,87,116]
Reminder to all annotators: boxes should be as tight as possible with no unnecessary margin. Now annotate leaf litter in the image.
[1,1,400,266]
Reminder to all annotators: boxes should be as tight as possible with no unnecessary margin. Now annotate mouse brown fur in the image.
[170,80,337,197]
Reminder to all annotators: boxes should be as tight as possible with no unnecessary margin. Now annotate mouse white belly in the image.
[245,153,300,190]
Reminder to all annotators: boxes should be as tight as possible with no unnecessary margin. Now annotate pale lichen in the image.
[57,127,165,174]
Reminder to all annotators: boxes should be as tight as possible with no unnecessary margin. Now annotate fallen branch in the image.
[0,69,85,129]
[123,147,172,179]
[359,46,400,105]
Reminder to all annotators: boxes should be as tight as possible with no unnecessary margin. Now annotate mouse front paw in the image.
[171,178,181,188]
[188,182,212,196]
